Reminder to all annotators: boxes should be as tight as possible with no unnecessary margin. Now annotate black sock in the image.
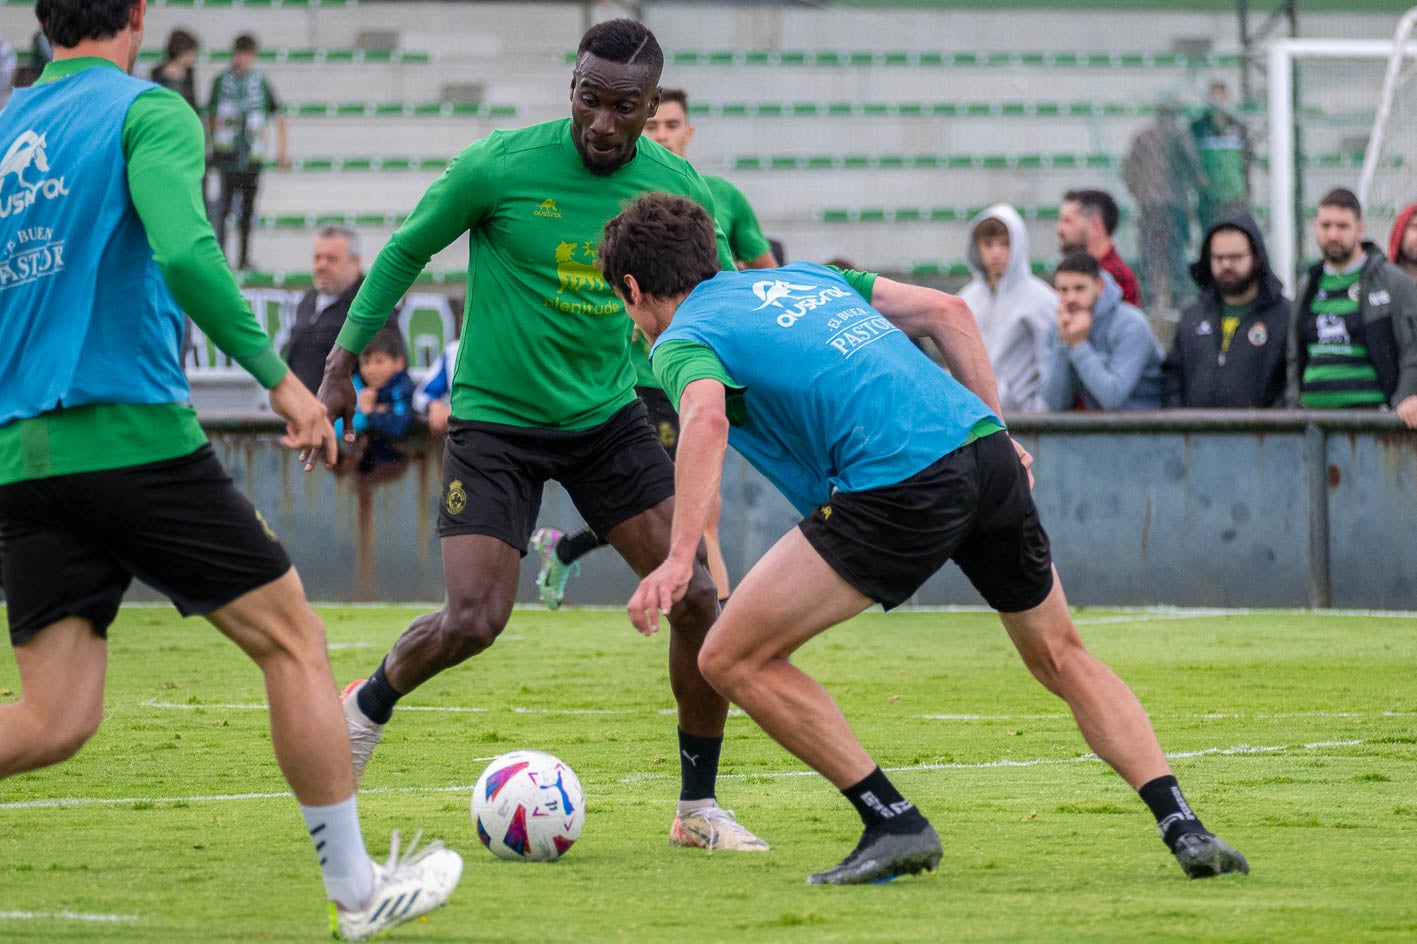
[843,767,927,833]
[678,729,723,802]
[1138,775,1210,851]
[556,528,605,565]
[355,659,403,725]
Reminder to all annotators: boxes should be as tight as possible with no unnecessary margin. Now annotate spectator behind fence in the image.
[339,328,415,469]
[284,226,367,394]
[150,28,198,110]
[1042,253,1163,410]
[1162,213,1288,408]
[1057,188,1141,307]
[1390,201,1417,284]
[958,204,1055,414]
[413,340,458,435]
[207,33,287,272]
[1288,188,1417,428]
[1121,101,1202,317]
[1191,80,1251,232]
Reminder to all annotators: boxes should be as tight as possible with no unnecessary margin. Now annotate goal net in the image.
[1267,13,1417,291]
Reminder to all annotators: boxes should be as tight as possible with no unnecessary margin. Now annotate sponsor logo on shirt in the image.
[535,198,562,219]
[543,240,619,316]
[0,224,65,292]
[0,130,70,219]
[1315,313,1351,346]
[751,279,850,327]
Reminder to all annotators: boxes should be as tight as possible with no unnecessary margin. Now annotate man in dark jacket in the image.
[1287,188,1417,428]
[1163,213,1288,408]
[284,225,367,393]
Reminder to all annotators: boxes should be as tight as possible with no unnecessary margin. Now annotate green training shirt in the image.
[336,119,733,430]
[0,58,286,486]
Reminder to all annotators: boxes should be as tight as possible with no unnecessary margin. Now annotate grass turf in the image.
[1,605,1414,943]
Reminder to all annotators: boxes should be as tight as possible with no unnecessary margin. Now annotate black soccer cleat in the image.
[807,823,943,886]
[1172,832,1250,879]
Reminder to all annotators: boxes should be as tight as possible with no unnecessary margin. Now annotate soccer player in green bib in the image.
[318,19,768,852]
[531,86,777,610]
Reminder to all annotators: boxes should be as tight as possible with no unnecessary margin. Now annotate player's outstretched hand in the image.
[1011,436,1035,490]
[270,373,338,471]
[628,557,694,636]
[317,348,361,443]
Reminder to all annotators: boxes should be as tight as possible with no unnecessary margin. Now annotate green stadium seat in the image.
[560,49,1245,69]
[135,47,430,64]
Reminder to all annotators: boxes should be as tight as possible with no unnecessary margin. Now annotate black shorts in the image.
[0,445,293,646]
[797,431,1053,612]
[437,399,676,551]
[636,386,680,461]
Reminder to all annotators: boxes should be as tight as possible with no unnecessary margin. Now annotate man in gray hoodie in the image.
[958,204,1056,414]
[1041,253,1164,410]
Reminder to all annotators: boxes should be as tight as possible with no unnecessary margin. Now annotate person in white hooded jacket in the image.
[957,204,1057,414]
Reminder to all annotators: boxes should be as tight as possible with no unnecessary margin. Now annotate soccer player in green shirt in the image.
[531,87,776,609]
[0,1,461,938]
[319,19,768,852]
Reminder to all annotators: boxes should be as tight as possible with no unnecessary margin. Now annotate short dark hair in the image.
[658,88,688,112]
[1054,252,1101,280]
[1064,188,1121,236]
[577,19,663,80]
[166,28,199,60]
[1319,187,1362,219]
[601,193,721,300]
[36,0,136,48]
[233,34,258,54]
[362,327,406,361]
[973,217,1010,245]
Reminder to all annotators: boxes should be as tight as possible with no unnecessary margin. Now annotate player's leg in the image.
[235,170,259,270]
[955,433,1247,879]
[213,169,235,254]
[704,492,731,603]
[343,420,541,782]
[0,617,107,777]
[564,400,762,849]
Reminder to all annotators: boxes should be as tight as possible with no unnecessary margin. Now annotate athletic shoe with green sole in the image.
[531,527,579,610]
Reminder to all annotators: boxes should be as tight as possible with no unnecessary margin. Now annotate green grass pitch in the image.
[1,605,1414,943]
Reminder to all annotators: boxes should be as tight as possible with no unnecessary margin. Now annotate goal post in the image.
[1267,22,1417,294]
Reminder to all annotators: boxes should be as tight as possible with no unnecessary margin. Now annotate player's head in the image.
[1053,252,1103,315]
[1206,224,1258,297]
[973,216,1011,284]
[1396,205,1417,269]
[36,0,144,67]
[312,225,362,296]
[1058,189,1119,254]
[601,192,721,337]
[570,19,664,176]
[232,33,258,72]
[1314,188,1364,266]
[645,88,694,158]
[359,328,407,390]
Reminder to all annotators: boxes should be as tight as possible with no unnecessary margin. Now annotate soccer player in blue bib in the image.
[605,193,1249,885]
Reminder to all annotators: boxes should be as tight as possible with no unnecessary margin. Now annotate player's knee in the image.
[669,575,718,635]
[695,631,750,697]
[441,603,505,660]
[40,707,102,765]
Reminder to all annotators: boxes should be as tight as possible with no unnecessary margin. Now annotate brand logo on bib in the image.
[751,279,850,327]
[535,198,562,219]
[0,130,70,219]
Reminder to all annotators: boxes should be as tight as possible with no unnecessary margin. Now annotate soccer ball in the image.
[472,750,585,861]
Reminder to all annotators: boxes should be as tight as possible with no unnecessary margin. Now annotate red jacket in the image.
[1389,202,1417,266]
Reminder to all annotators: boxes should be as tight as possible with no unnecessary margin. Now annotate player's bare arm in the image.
[627,378,729,636]
[866,277,1004,417]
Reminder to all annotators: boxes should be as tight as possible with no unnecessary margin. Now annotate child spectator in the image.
[339,328,414,470]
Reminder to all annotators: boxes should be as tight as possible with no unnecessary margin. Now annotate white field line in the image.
[0,740,1364,809]
[0,911,140,923]
[137,698,1409,724]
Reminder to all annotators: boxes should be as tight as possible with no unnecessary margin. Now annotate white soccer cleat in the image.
[332,830,463,941]
[670,805,770,852]
[341,679,384,789]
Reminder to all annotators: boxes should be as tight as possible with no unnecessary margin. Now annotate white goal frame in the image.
[1267,18,1417,293]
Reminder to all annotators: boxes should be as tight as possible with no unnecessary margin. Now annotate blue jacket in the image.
[1041,273,1164,410]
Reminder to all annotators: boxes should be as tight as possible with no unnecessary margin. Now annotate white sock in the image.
[678,797,718,815]
[300,795,375,910]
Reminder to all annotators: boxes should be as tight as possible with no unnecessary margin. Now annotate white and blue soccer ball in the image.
[472,750,585,861]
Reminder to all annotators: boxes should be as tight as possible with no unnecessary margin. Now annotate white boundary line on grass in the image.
[138,698,636,715]
[0,911,140,923]
[0,739,1362,809]
[918,710,1417,721]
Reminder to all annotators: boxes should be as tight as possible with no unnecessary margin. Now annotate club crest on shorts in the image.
[446,478,468,515]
